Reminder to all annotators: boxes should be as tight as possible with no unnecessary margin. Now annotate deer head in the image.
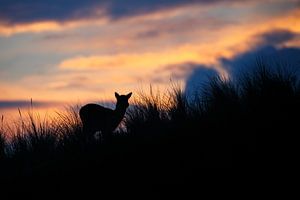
[115,92,132,110]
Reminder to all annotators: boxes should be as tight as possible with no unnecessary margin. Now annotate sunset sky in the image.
[0,0,300,120]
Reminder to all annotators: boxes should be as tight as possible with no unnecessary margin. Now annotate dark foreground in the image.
[0,64,299,198]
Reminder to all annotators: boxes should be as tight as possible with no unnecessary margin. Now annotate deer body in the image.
[79,92,132,140]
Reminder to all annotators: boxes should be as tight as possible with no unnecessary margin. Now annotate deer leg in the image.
[82,123,95,140]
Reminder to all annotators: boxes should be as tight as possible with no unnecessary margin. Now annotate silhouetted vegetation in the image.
[0,61,299,197]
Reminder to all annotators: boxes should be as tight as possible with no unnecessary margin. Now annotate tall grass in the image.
[125,85,170,137]
[0,62,299,195]
[124,63,299,168]
[0,115,6,159]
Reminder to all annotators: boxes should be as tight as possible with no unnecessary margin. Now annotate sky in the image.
[0,0,300,121]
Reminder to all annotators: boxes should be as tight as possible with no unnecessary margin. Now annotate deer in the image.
[79,92,132,142]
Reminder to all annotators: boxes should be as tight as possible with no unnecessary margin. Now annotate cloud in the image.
[140,62,196,84]
[185,66,219,97]
[0,1,216,36]
[220,29,300,77]
[221,45,300,78]
[56,6,300,69]
[161,62,201,79]
[57,22,300,90]
[183,45,300,97]
[183,28,300,96]
[132,15,236,40]
[41,33,75,40]
[58,49,210,71]
[2,0,298,26]
[256,29,299,46]
[0,100,61,109]
[1,0,298,38]
[0,0,240,25]
[0,21,64,36]
[0,19,97,36]
[45,75,105,91]
[10,70,138,103]
[105,0,229,20]
[47,79,92,91]
[0,0,103,24]
[149,62,212,84]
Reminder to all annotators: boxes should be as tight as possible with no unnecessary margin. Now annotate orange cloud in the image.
[57,6,300,68]
[0,18,108,37]
[59,50,208,69]
[0,21,62,36]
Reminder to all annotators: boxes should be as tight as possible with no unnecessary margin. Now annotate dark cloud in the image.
[221,45,300,79]
[184,66,219,97]
[0,0,104,24]
[256,29,298,46]
[0,100,61,109]
[0,0,239,24]
[184,29,300,97]
[184,45,300,98]
[219,29,300,78]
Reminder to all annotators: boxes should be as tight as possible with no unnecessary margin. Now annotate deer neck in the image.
[113,107,127,119]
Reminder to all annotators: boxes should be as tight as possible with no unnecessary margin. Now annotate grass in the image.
[0,62,299,197]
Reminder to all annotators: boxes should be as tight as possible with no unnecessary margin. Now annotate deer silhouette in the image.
[79,92,132,141]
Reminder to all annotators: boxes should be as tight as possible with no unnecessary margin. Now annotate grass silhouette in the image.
[0,61,299,197]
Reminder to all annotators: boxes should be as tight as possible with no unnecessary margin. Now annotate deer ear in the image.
[127,92,132,99]
[115,92,120,98]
